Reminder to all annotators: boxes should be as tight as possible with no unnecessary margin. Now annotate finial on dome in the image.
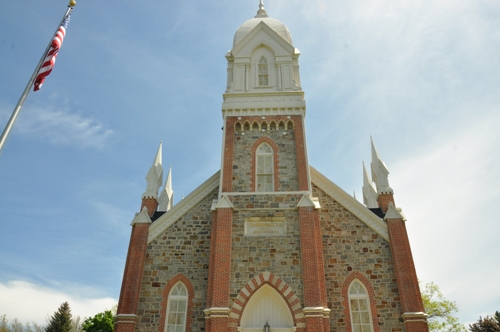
[255,0,269,18]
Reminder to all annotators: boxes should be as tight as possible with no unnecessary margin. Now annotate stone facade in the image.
[231,116,300,192]
[135,188,218,332]
[313,184,404,331]
[125,182,409,332]
[230,206,303,300]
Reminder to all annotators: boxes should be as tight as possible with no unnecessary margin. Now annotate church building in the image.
[114,2,429,332]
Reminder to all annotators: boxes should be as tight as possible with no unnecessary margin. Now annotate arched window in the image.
[256,143,274,192]
[258,56,269,86]
[348,281,374,332]
[165,282,188,332]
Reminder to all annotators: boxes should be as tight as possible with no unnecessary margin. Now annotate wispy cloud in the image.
[391,109,500,321]
[14,106,113,149]
[0,280,116,324]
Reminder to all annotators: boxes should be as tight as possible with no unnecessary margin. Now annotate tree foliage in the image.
[0,315,44,332]
[45,302,72,332]
[420,281,466,332]
[469,311,500,332]
[81,311,113,332]
[70,316,82,332]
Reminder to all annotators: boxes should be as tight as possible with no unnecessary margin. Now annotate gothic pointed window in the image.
[256,143,274,192]
[165,282,188,332]
[348,281,374,332]
[258,56,269,86]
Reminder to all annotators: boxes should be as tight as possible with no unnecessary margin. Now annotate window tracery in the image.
[256,143,274,192]
[348,281,374,332]
[258,56,269,86]
[165,282,188,332]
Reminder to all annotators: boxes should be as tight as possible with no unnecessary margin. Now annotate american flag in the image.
[33,13,71,91]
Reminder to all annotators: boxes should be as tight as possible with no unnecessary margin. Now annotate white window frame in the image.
[348,280,374,332]
[256,143,274,192]
[165,282,188,332]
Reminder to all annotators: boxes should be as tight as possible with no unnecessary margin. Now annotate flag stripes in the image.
[33,13,71,91]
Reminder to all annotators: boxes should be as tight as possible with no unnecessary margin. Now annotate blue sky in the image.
[1,0,499,326]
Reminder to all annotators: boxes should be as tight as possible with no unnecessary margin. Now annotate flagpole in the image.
[0,0,76,154]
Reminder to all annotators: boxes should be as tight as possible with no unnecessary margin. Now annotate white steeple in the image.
[362,161,379,208]
[142,142,163,199]
[158,165,174,211]
[370,138,393,194]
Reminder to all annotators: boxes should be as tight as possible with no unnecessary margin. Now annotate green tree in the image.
[0,315,44,332]
[45,302,72,332]
[9,319,23,332]
[469,311,500,332]
[25,322,44,332]
[81,311,113,332]
[0,315,9,332]
[71,316,82,332]
[420,281,466,332]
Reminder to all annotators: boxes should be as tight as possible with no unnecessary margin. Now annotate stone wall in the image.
[231,116,299,192]
[230,193,304,298]
[313,184,406,332]
[135,187,219,332]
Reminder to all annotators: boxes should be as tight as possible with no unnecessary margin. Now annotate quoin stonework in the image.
[114,2,429,332]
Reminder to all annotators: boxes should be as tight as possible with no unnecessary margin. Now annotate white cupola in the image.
[222,1,305,116]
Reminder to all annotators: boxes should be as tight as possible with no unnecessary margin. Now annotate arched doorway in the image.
[239,285,295,332]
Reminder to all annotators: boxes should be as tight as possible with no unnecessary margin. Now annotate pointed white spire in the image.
[255,0,269,18]
[158,165,174,211]
[142,142,164,199]
[370,137,393,194]
[362,161,379,208]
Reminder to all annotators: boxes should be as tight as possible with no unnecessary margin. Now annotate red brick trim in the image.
[222,118,235,193]
[116,223,149,316]
[386,218,426,314]
[206,208,233,308]
[159,274,195,332]
[298,207,328,308]
[291,115,309,191]
[228,273,303,328]
[377,193,395,214]
[141,197,158,217]
[250,136,280,192]
[341,272,380,332]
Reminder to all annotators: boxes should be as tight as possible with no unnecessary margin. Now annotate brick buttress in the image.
[381,194,429,332]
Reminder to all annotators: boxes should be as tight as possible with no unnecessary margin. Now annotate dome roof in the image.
[232,5,292,48]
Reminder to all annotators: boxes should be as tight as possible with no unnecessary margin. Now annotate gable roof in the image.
[310,166,389,241]
[231,21,296,57]
[147,171,220,243]
[147,167,389,244]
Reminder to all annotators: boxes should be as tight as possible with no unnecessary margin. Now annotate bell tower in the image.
[220,1,309,195]
[205,3,330,331]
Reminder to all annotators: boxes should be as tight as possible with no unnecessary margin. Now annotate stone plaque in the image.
[244,217,287,237]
